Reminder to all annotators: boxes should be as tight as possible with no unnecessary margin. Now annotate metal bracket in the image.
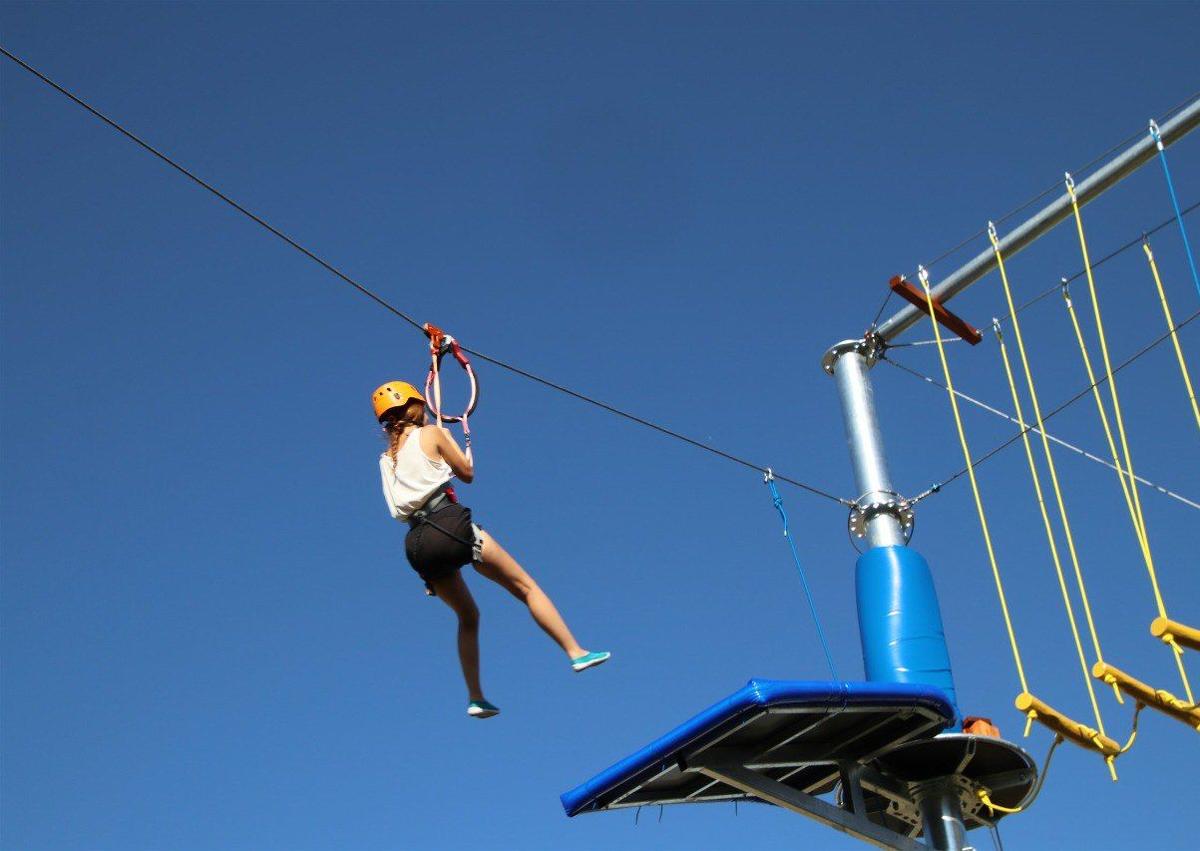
[849,492,914,551]
[822,337,884,376]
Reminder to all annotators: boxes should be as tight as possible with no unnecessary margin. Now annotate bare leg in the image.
[429,571,485,702]
[472,530,587,659]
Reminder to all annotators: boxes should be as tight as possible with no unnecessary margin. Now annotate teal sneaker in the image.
[571,651,611,673]
[467,699,500,718]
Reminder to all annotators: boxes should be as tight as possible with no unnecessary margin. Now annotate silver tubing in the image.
[828,342,907,548]
[876,96,1200,342]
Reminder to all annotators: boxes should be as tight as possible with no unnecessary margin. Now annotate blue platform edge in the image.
[560,678,956,817]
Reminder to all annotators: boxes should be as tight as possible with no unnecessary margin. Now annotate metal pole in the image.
[876,96,1200,342]
[914,781,969,851]
[826,340,906,548]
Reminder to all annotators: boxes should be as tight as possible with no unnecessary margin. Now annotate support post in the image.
[826,340,907,548]
[913,781,969,851]
[825,337,966,848]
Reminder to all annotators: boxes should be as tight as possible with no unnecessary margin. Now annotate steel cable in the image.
[1,45,849,506]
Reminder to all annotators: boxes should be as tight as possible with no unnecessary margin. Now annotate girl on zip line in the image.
[373,381,610,719]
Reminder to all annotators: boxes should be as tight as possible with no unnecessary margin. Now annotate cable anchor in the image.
[1149,119,1164,151]
[847,490,914,552]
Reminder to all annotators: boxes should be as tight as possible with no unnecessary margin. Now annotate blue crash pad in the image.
[561,679,956,817]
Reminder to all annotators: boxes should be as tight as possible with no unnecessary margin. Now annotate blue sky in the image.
[3,3,1199,849]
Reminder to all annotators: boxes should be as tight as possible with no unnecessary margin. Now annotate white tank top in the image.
[379,427,453,521]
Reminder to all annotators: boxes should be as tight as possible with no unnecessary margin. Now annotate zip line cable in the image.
[896,204,1200,506]
[879,355,1200,512]
[916,307,1200,501]
[0,45,849,507]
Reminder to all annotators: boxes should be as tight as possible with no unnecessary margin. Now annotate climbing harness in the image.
[423,323,479,450]
[764,470,838,680]
[1064,175,1195,706]
[1142,239,1200,434]
[1149,119,1200,301]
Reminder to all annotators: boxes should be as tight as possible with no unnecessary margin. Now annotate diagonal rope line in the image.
[1151,120,1200,300]
[996,199,1200,324]
[1143,240,1200,433]
[1066,181,1193,703]
[880,356,1200,512]
[765,473,838,680]
[989,223,1113,728]
[922,308,1200,496]
[915,265,1029,696]
[0,45,850,507]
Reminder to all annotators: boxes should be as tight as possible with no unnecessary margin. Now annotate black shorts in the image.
[404,503,483,585]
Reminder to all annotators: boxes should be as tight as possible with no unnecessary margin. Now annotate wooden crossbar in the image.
[888,276,983,344]
[1093,662,1200,732]
[1014,693,1121,756]
[1151,617,1200,653]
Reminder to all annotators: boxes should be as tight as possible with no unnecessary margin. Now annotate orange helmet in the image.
[372,381,425,421]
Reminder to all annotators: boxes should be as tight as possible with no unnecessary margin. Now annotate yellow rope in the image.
[1066,175,1194,704]
[917,266,1029,697]
[1143,239,1200,435]
[990,232,1115,729]
[1060,289,1147,571]
[978,789,1024,816]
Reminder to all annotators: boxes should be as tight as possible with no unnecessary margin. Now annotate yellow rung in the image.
[1093,662,1200,731]
[1151,617,1200,653]
[1014,693,1121,757]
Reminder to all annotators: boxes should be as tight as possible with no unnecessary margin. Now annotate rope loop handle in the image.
[422,322,479,426]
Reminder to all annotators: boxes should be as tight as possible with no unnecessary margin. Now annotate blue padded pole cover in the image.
[856,545,959,722]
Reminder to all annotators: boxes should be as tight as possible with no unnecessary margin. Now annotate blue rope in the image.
[765,471,839,680]
[1151,121,1200,301]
